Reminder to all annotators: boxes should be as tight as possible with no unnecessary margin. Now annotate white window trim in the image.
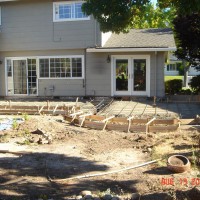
[38,55,85,79]
[5,56,84,79]
[53,1,90,22]
[111,55,150,97]
[5,57,39,96]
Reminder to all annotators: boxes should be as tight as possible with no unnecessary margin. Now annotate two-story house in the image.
[0,0,176,98]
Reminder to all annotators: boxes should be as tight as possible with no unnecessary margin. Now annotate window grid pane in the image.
[40,57,82,78]
[39,59,49,78]
[54,2,88,21]
[59,4,71,19]
[75,3,86,18]
[7,59,12,77]
[72,58,82,77]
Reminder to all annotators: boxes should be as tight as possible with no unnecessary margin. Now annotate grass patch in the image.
[151,145,174,166]
[165,76,183,81]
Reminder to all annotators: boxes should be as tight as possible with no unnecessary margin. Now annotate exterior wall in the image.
[86,52,111,96]
[154,52,165,97]
[86,51,165,97]
[1,50,166,97]
[0,49,86,96]
[0,0,99,52]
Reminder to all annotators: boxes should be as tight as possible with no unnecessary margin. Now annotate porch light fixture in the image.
[107,55,111,63]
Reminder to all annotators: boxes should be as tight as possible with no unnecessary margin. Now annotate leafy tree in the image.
[82,0,200,70]
[82,0,151,33]
[158,0,200,15]
[132,3,175,28]
[190,75,200,94]
[173,13,200,65]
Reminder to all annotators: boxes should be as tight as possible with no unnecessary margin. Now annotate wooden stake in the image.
[53,104,58,115]
[39,105,45,114]
[102,116,115,131]
[70,111,83,123]
[146,117,156,135]
[47,100,50,110]
[127,116,134,133]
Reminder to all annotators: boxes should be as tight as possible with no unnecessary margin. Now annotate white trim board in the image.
[87,47,176,52]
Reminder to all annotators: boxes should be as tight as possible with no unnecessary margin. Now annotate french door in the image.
[112,55,150,96]
[6,58,38,95]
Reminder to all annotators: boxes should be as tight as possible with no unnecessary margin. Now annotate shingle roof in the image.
[103,28,176,48]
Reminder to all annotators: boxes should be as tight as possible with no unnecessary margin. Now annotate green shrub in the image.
[165,79,183,94]
[190,75,200,94]
[179,88,193,95]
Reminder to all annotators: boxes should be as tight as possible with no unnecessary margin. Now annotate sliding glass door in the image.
[6,58,38,96]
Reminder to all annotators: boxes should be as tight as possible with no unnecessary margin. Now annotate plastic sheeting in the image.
[0,118,24,131]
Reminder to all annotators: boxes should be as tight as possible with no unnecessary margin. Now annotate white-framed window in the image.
[39,56,84,79]
[167,63,177,71]
[53,1,89,22]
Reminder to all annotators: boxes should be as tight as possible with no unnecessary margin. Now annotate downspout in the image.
[84,49,87,96]
[154,51,157,97]
[94,18,97,46]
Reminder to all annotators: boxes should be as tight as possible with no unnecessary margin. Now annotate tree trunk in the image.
[183,60,189,87]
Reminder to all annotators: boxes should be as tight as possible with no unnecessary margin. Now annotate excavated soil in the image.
[0,115,199,200]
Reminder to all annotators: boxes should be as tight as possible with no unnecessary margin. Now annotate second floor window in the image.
[53,1,89,22]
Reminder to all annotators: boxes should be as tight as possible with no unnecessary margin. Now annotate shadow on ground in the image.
[143,166,172,175]
[0,152,139,200]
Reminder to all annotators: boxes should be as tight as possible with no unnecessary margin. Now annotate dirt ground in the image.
[0,115,200,200]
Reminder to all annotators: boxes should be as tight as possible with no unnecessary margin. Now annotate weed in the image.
[17,139,31,145]
[151,145,174,166]
[97,188,112,198]
[16,131,23,137]
[12,119,19,130]
[38,194,48,200]
[22,113,29,121]
[24,129,31,136]
[189,135,200,170]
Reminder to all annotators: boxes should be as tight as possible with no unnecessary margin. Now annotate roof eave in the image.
[87,47,177,53]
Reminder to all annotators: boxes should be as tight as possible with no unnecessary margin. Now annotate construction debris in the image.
[31,128,53,144]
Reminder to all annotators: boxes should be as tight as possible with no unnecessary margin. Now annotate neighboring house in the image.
[165,53,200,76]
[164,53,181,76]
[0,0,176,98]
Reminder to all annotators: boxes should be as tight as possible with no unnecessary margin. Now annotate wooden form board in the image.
[0,105,78,115]
[64,115,179,133]
[179,119,200,125]
[85,115,177,125]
